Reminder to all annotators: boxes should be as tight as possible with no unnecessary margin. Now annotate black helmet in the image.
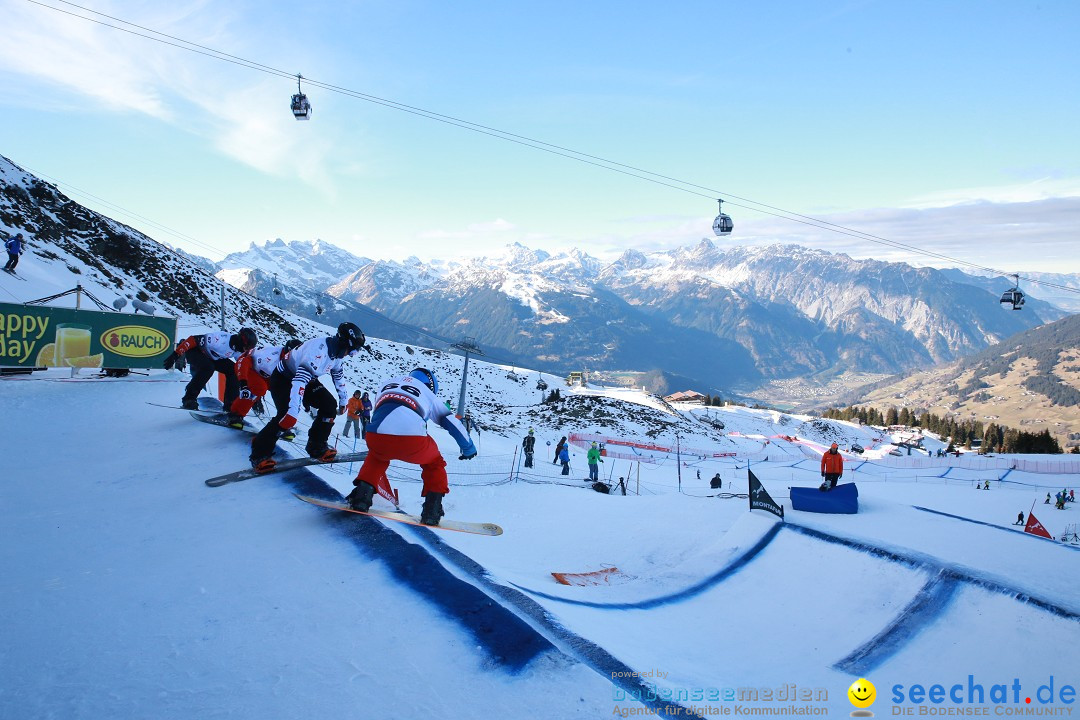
[231,327,258,352]
[283,338,303,352]
[409,367,438,394]
[336,322,365,356]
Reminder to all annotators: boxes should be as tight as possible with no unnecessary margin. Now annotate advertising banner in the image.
[0,302,177,369]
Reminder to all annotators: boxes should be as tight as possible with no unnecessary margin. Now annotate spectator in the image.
[522,428,536,468]
[820,442,843,491]
[710,473,722,489]
[554,436,567,465]
[559,444,570,476]
[587,441,603,482]
[360,391,372,438]
[343,390,363,438]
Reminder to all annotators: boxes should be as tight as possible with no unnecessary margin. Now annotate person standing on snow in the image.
[343,390,363,438]
[587,441,603,482]
[4,232,25,272]
[360,391,373,438]
[820,442,843,491]
[164,327,258,411]
[559,444,571,476]
[554,436,567,465]
[522,428,536,468]
[248,322,366,473]
[344,368,476,526]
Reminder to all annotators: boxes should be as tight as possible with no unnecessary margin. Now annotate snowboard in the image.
[205,451,369,487]
[190,410,258,433]
[293,493,503,536]
[147,401,227,415]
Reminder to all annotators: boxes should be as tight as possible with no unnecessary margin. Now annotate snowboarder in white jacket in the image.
[164,328,258,410]
[345,368,476,526]
[248,323,366,473]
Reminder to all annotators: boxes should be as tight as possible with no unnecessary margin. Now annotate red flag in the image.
[375,473,399,506]
[1024,512,1052,539]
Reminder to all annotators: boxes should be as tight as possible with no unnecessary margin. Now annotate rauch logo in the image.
[101,326,169,358]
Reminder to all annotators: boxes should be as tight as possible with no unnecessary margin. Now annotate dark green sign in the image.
[0,302,177,369]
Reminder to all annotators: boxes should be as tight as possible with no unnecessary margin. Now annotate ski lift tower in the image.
[451,336,484,420]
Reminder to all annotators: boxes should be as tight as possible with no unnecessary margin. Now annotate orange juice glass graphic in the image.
[55,323,91,366]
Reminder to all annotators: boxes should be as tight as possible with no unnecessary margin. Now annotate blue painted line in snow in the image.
[911,506,1080,552]
[277,471,555,673]
[939,467,953,478]
[833,570,960,676]
[784,523,1080,622]
[998,468,1014,481]
[274,468,695,716]
[509,521,784,610]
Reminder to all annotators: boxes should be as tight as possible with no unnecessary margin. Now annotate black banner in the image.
[748,469,784,519]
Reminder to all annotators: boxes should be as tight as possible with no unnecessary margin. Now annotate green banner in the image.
[0,302,177,369]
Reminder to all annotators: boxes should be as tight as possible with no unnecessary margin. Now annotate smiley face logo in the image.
[848,678,876,709]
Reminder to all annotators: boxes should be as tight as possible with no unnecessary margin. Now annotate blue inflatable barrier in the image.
[790,482,859,514]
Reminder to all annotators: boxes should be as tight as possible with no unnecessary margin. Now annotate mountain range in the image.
[219,237,1068,396]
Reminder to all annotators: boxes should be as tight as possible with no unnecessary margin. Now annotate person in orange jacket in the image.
[820,442,844,491]
[343,390,363,438]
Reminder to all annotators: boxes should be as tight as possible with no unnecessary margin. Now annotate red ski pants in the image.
[355,432,449,496]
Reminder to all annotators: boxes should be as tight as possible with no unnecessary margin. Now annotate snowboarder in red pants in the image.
[345,368,476,525]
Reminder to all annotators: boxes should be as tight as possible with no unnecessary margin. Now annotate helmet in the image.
[409,368,438,394]
[283,338,303,352]
[830,443,838,450]
[336,322,365,356]
[231,327,258,352]
[528,428,534,435]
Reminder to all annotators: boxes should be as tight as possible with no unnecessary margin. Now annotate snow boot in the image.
[307,443,337,462]
[181,398,199,410]
[250,456,277,474]
[280,428,296,442]
[226,413,244,430]
[420,493,445,526]
[345,483,375,512]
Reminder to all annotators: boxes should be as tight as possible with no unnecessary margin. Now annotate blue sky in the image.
[1,0,1078,272]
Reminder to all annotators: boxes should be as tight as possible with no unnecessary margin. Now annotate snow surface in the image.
[3,365,1079,719]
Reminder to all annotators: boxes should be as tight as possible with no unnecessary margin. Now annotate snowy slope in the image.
[3,365,1079,719]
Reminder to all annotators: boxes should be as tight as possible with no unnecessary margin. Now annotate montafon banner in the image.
[0,302,177,369]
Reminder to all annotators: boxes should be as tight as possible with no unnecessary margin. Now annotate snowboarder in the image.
[248,322,366,473]
[4,232,24,272]
[983,480,990,490]
[553,436,567,464]
[229,339,302,434]
[522,428,536,468]
[343,390,363,438]
[559,444,570,476]
[1046,493,1052,504]
[344,368,476,526]
[1014,512,1025,526]
[820,442,843,491]
[710,473,722,489]
[164,327,258,411]
[587,441,603,482]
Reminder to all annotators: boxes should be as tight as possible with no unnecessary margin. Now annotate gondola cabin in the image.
[1000,288,1025,310]
[712,199,733,237]
[291,93,311,120]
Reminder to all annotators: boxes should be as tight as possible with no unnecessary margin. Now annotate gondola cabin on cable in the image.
[1000,274,1025,310]
[712,199,733,237]
[291,74,311,121]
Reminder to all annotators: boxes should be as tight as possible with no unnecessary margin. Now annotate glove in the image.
[163,352,179,370]
[279,413,298,430]
[338,405,347,416]
[458,441,477,461]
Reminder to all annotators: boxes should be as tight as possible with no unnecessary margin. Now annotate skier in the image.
[559,444,570,476]
[228,339,302,436]
[553,436,567,464]
[587,441,603,482]
[522,428,536,468]
[164,327,258,411]
[344,368,476,526]
[820,442,843,491]
[343,390,363,438]
[248,322,366,473]
[3,232,24,272]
